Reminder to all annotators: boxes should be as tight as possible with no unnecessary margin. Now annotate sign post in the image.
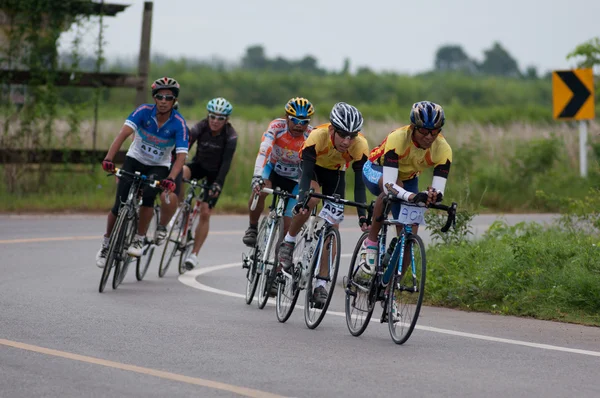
[552,68,595,178]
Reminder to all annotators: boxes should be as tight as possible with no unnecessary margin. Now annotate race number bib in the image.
[397,204,426,225]
[274,162,299,178]
[140,143,165,162]
[318,200,345,224]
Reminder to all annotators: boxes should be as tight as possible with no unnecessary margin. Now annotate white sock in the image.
[102,236,110,247]
[316,279,326,289]
[135,234,144,241]
[284,232,296,243]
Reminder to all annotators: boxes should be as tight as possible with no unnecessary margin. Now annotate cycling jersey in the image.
[369,125,452,181]
[188,119,238,187]
[253,118,312,181]
[298,123,369,218]
[124,104,188,167]
[301,123,369,171]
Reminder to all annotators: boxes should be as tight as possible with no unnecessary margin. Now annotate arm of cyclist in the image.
[352,154,369,230]
[295,144,317,215]
[161,123,189,193]
[101,124,135,172]
[251,127,276,192]
[212,130,237,198]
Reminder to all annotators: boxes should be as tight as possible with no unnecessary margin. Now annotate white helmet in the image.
[329,102,363,133]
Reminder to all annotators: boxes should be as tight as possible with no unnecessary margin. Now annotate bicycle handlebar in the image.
[383,194,457,232]
[250,187,298,211]
[300,189,371,211]
[112,168,161,188]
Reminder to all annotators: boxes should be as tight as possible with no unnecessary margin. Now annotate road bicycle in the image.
[98,168,163,293]
[158,178,211,277]
[345,194,456,344]
[276,189,370,329]
[242,186,296,309]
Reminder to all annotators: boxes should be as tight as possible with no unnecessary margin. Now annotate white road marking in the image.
[179,260,600,358]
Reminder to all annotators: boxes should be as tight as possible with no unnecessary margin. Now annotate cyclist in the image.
[242,97,315,247]
[96,77,188,267]
[182,97,238,270]
[359,101,452,276]
[277,102,370,306]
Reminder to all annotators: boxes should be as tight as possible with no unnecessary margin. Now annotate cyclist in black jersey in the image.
[181,97,238,270]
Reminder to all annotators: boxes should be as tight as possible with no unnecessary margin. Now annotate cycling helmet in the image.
[285,97,315,118]
[329,102,363,133]
[410,101,445,129]
[151,76,180,97]
[207,97,233,116]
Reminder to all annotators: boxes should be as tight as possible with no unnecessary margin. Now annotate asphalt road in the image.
[1,213,599,398]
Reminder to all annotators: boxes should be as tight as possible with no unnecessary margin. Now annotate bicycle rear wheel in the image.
[275,228,311,322]
[136,205,159,281]
[244,218,266,305]
[388,234,426,345]
[257,218,282,310]
[304,227,341,329]
[159,207,186,277]
[99,210,127,293]
[178,212,198,275]
[345,231,377,337]
[113,213,137,289]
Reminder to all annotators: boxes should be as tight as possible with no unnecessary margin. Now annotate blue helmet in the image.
[207,97,233,116]
[410,101,445,129]
[285,97,315,118]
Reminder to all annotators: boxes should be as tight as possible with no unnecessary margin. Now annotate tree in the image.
[479,42,521,77]
[567,37,600,69]
[524,65,538,80]
[434,44,477,73]
[241,45,268,70]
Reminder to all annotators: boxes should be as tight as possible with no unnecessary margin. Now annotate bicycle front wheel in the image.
[257,218,282,310]
[113,213,137,289]
[304,227,341,330]
[345,231,377,337]
[159,207,186,277]
[137,205,159,281]
[388,234,426,345]
[245,218,267,305]
[99,209,127,293]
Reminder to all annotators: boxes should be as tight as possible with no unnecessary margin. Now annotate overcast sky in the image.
[58,0,600,74]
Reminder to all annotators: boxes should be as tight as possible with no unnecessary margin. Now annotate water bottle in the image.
[381,237,398,269]
[382,237,400,286]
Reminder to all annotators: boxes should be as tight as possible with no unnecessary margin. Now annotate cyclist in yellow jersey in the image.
[277,102,370,306]
[359,101,452,275]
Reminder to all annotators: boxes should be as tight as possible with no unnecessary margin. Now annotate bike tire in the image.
[136,205,159,281]
[275,229,308,323]
[99,209,127,293]
[257,218,283,310]
[159,207,187,277]
[345,231,378,337]
[245,217,265,305]
[388,234,426,345]
[113,213,136,289]
[304,227,341,330]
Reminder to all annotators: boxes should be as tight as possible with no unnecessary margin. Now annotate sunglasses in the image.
[288,116,310,126]
[417,127,442,137]
[335,130,358,140]
[209,113,227,121]
[154,94,176,101]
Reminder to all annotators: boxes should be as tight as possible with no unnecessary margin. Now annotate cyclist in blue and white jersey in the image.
[95,77,188,268]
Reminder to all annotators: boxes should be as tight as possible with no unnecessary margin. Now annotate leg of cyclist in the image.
[243,178,272,247]
[156,169,181,245]
[312,168,345,306]
[277,179,320,271]
[96,157,136,268]
[184,165,219,270]
[127,164,170,257]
